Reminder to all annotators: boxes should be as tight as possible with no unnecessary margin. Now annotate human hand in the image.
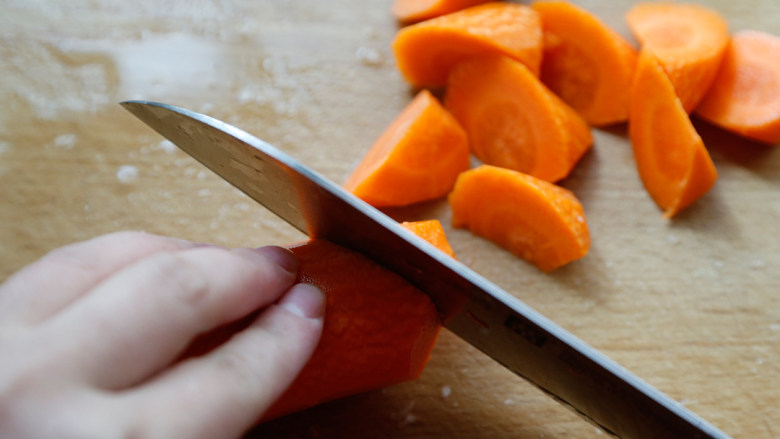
[0,231,325,439]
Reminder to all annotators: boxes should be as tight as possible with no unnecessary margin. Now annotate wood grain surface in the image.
[1,1,778,438]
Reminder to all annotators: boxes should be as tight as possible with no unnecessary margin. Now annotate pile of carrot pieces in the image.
[344,0,780,271]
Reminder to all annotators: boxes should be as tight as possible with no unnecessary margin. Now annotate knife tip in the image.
[119,99,152,108]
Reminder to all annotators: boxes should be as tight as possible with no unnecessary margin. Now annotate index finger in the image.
[0,231,200,326]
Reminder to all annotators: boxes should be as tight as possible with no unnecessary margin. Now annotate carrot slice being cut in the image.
[392,2,543,88]
[695,30,780,145]
[262,239,443,420]
[182,232,450,423]
[626,2,729,112]
[445,54,592,182]
[629,49,718,218]
[343,89,469,207]
[533,0,638,126]
[448,165,590,272]
[392,0,491,24]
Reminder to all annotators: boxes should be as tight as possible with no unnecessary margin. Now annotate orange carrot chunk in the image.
[445,55,592,182]
[392,0,491,24]
[263,239,443,420]
[392,2,543,88]
[629,50,718,218]
[533,0,638,126]
[448,165,589,272]
[695,30,780,145]
[343,89,469,207]
[626,2,729,113]
[401,219,457,258]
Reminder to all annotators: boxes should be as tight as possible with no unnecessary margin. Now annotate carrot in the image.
[626,2,729,113]
[392,2,543,88]
[181,231,450,422]
[399,219,468,324]
[262,239,443,420]
[629,49,718,218]
[343,89,469,207]
[695,30,780,145]
[445,54,592,182]
[392,0,491,24]
[533,1,638,126]
[448,165,589,272]
[401,219,457,258]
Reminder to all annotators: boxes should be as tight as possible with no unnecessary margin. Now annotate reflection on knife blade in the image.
[121,100,732,439]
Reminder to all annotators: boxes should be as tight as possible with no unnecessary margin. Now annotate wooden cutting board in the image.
[1,1,778,437]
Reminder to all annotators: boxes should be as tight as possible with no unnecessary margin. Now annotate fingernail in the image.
[252,246,299,276]
[279,284,326,319]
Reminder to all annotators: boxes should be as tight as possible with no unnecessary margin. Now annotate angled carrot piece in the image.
[183,235,449,423]
[533,0,638,126]
[392,2,542,88]
[392,0,491,24]
[343,89,469,207]
[448,165,589,272]
[445,55,592,182]
[401,219,457,258]
[629,50,718,218]
[626,2,729,113]
[260,239,442,420]
[695,30,780,145]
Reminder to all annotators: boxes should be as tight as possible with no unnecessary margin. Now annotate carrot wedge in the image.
[695,30,780,145]
[445,55,592,182]
[343,89,469,207]
[401,219,457,258]
[183,233,450,423]
[626,2,729,113]
[629,50,718,218]
[448,165,589,272]
[262,239,443,421]
[533,1,638,126]
[392,0,491,24]
[392,2,543,88]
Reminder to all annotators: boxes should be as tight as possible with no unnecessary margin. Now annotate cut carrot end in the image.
[343,89,469,207]
[263,239,442,421]
[629,50,718,218]
[626,2,729,112]
[401,219,457,258]
[391,0,492,24]
[695,30,780,145]
[392,2,543,88]
[534,0,638,126]
[445,54,592,182]
[448,165,590,272]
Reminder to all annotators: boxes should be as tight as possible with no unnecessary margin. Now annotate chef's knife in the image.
[122,100,731,439]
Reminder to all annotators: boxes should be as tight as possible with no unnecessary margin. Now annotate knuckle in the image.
[120,418,157,439]
[214,349,259,383]
[206,349,270,415]
[104,231,188,253]
[41,241,100,275]
[103,230,150,242]
[151,253,212,310]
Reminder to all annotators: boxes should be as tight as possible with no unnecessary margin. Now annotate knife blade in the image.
[121,100,731,439]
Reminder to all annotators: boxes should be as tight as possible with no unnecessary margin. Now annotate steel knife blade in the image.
[121,100,731,439]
